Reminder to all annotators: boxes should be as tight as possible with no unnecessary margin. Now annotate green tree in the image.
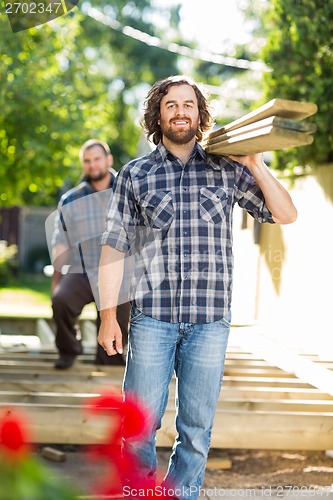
[0,0,180,206]
[0,10,110,206]
[79,0,181,165]
[257,0,333,169]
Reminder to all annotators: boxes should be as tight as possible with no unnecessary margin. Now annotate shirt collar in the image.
[81,169,114,192]
[156,141,233,172]
[157,141,207,163]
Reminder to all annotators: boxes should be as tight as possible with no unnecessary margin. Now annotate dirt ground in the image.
[202,448,333,490]
[38,446,333,495]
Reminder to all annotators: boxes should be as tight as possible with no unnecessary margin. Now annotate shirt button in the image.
[183,276,188,280]
[183,188,187,192]
[183,210,187,214]
[184,252,188,257]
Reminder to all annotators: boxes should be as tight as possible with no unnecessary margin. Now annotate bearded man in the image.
[98,77,297,497]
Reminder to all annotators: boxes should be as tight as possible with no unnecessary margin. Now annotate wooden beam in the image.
[0,360,299,380]
[1,392,332,413]
[203,115,317,147]
[0,360,120,373]
[1,380,331,400]
[1,405,332,450]
[224,367,295,377]
[3,350,333,371]
[232,330,333,397]
[208,98,318,136]
[205,125,314,156]
[8,351,330,370]
[222,376,315,388]
[0,380,121,394]
[160,409,333,450]
[221,386,333,401]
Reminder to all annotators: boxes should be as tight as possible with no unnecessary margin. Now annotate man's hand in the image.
[51,270,62,296]
[98,316,123,356]
[228,153,265,174]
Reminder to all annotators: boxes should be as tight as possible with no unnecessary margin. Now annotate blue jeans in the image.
[123,306,231,499]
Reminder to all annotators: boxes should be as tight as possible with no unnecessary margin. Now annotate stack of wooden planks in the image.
[1,326,333,450]
[203,98,318,155]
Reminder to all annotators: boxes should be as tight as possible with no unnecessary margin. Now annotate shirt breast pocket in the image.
[200,186,228,224]
[141,191,174,229]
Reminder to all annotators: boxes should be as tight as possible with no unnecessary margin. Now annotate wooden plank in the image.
[0,380,121,393]
[0,370,312,389]
[0,360,120,373]
[232,330,333,397]
[7,351,323,370]
[0,352,96,362]
[41,446,66,462]
[0,317,87,335]
[5,354,332,371]
[224,367,295,377]
[203,115,317,147]
[0,392,100,405]
[0,405,112,444]
[4,347,332,366]
[205,125,314,156]
[208,98,318,137]
[206,457,232,470]
[1,405,332,450]
[220,386,333,401]
[0,361,297,379]
[160,409,333,450]
[1,392,332,413]
[0,368,122,381]
[216,399,333,413]
[222,376,315,388]
[1,379,331,400]
[1,352,92,362]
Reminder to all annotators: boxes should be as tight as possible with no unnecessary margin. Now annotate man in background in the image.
[51,139,130,369]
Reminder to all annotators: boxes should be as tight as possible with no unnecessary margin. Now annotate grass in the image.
[0,272,52,317]
[0,272,96,318]
[2,273,51,303]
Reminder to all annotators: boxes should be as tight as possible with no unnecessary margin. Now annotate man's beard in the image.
[85,170,109,182]
[161,121,197,145]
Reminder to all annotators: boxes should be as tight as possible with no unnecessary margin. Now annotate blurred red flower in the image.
[0,411,32,460]
[84,391,155,496]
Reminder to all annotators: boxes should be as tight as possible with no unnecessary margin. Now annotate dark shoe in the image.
[54,354,77,369]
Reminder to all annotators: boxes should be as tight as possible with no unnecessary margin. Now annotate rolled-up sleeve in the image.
[101,166,138,252]
[233,162,275,224]
[51,201,69,247]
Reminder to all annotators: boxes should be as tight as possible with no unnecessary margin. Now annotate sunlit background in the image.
[1,0,333,357]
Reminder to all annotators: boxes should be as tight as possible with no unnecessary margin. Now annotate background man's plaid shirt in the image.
[52,174,115,275]
[101,143,274,324]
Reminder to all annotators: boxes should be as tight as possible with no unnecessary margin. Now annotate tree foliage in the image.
[257,0,333,169]
[0,0,180,206]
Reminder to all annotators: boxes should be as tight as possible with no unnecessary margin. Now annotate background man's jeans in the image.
[123,306,231,499]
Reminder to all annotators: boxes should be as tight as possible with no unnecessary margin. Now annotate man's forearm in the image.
[98,245,125,317]
[229,154,297,224]
[51,270,62,290]
[51,243,69,293]
[52,243,69,273]
[249,161,297,224]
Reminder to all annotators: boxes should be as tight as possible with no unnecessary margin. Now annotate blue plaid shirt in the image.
[52,172,115,275]
[101,143,274,324]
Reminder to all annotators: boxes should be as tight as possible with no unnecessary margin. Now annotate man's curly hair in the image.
[141,75,215,145]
